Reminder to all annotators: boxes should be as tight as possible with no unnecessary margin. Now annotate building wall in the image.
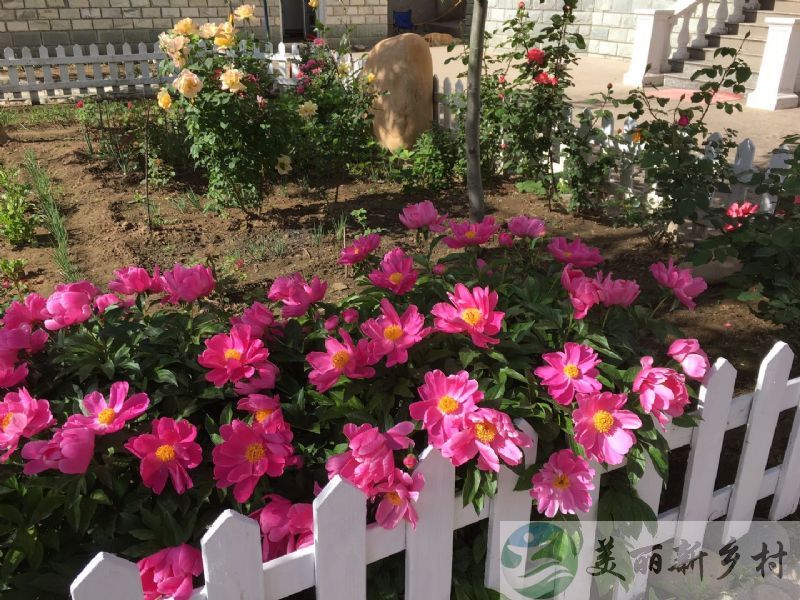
[484,0,673,58]
[321,0,388,47]
[0,0,282,51]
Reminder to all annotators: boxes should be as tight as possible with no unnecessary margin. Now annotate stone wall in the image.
[0,0,282,51]
[321,0,389,48]
[484,0,673,59]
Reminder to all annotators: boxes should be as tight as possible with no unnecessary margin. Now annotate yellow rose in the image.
[198,22,218,39]
[366,72,375,84]
[337,63,350,76]
[234,4,256,21]
[297,100,318,119]
[308,0,319,8]
[220,67,246,93]
[157,88,172,110]
[159,33,190,68]
[172,17,197,36]
[173,69,203,99]
[631,130,643,144]
[214,21,236,50]
[276,155,292,175]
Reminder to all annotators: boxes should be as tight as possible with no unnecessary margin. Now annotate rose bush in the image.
[0,203,709,598]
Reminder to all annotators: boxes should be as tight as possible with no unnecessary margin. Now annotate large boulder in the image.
[364,33,433,152]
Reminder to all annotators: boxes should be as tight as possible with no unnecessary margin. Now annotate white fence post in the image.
[313,475,367,600]
[405,447,456,600]
[724,342,794,541]
[770,382,800,519]
[746,17,800,110]
[623,9,676,86]
[70,553,143,600]
[202,509,265,600]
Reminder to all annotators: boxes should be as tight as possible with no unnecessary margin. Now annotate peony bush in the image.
[0,203,711,598]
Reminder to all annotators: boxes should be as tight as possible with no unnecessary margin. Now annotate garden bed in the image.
[0,117,786,391]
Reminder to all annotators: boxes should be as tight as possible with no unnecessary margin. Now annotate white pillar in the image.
[623,9,676,87]
[747,17,800,110]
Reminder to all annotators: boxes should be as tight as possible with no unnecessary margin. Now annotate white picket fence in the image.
[69,341,800,600]
[0,41,366,104]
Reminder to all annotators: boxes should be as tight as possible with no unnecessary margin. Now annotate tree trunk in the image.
[465,0,487,222]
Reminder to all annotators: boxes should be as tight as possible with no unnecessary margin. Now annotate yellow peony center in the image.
[474,421,497,443]
[155,444,176,462]
[388,272,404,285]
[553,473,570,490]
[255,409,274,423]
[245,442,265,463]
[0,413,13,431]
[563,364,580,379]
[593,410,614,434]
[563,251,572,257]
[461,308,482,326]
[437,395,459,415]
[97,408,116,425]
[224,348,242,361]
[386,491,403,506]
[465,231,477,239]
[331,350,350,370]
[383,325,403,341]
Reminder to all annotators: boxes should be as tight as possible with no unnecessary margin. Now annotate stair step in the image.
[687,46,764,68]
[662,71,756,93]
[745,9,800,24]
[666,57,759,90]
[703,33,766,54]
[758,0,800,14]
[723,21,770,40]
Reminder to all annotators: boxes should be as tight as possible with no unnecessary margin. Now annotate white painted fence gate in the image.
[69,341,800,600]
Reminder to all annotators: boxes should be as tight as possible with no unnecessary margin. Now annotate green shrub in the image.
[0,166,39,248]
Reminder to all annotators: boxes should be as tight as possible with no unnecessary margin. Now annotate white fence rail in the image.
[70,341,800,600]
[0,41,365,104]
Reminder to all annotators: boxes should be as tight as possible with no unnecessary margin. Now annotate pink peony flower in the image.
[0,323,48,355]
[161,264,215,303]
[360,299,430,367]
[531,449,595,518]
[723,201,759,231]
[633,356,690,427]
[498,232,515,247]
[232,363,280,395]
[249,494,314,561]
[326,421,414,495]
[342,308,359,324]
[398,200,447,232]
[268,272,328,318]
[230,301,276,339]
[44,281,100,330]
[432,263,447,275]
[526,47,546,65]
[547,237,603,268]
[324,315,339,331]
[198,324,277,387]
[561,265,601,319]
[0,358,28,389]
[236,394,286,431]
[441,408,532,472]
[108,266,162,296]
[22,423,95,475]
[507,216,546,239]
[534,342,602,406]
[67,381,150,434]
[668,338,710,381]
[0,388,54,462]
[338,233,382,265]
[2,293,48,328]
[94,293,129,313]
[431,284,504,348]
[649,259,707,310]
[212,419,296,503]
[307,329,376,392]
[443,217,499,248]
[125,417,202,495]
[403,453,418,469]
[594,272,640,308]
[138,544,203,600]
[375,469,425,529]
[409,369,483,448]
[368,248,419,295]
[573,392,641,465]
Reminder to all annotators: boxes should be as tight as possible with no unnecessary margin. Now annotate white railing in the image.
[69,342,800,599]
[0,41,364,104]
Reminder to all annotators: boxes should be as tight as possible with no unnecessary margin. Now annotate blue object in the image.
[393,9,414,31]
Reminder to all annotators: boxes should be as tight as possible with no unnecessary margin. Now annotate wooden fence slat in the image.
[55,45,70,96]
[38,46,56,100]
[405,447,456,600]
[729,137,755,204]
[137,42,152,92]
[20,47,39,104]
[202,509,265,600]
[73,45,90,94]
[675,358,737,548]
[262,546,315,600]
[761,145,792,213]
[89,44,103,89]
[484,421,537,591]
[724,342,794,541]
[313,476,367,600]
[70,553,144,600]
[769,383,800,519]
